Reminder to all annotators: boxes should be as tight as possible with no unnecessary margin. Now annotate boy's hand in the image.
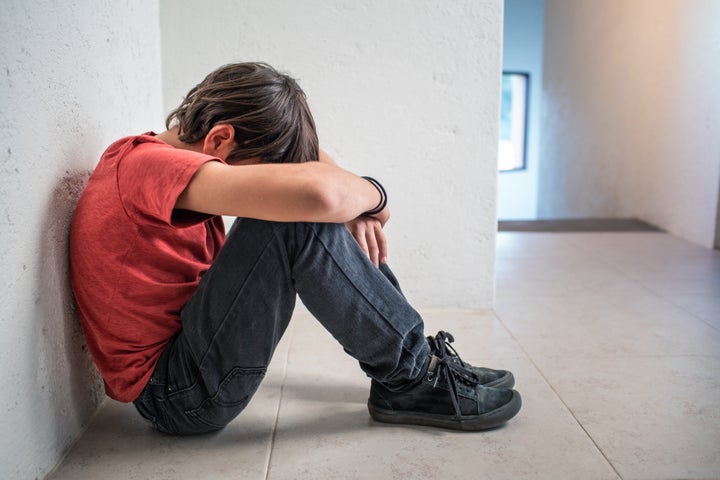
[345,214,388,267]
[367,205,390,228]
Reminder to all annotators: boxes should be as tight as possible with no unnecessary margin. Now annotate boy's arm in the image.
[319,149,390,267]
[176,160,382,224]
[317,149,389,223]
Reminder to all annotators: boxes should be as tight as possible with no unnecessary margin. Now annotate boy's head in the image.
[166,62,318,164]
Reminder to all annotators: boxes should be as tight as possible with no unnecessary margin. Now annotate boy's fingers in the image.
[353,226,369,257]
[345,217,386,267]
[374,223,388,264]
[366,228,379,267]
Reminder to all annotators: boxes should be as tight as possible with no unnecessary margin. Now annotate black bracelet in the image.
[362,176,387,215]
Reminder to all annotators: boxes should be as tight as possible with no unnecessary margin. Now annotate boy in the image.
[70,62,521,435]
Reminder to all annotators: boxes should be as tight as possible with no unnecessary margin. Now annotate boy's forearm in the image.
[176,161,383,223]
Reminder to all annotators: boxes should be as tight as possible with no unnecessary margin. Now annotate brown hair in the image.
[166,62,318,164]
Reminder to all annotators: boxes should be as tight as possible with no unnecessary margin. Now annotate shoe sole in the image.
[367,390,522,431]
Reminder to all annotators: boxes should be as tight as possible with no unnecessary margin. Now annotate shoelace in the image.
[426,331,481,419]
[428,331,470,366]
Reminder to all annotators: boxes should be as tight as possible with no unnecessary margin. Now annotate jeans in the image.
[133,219,430,435]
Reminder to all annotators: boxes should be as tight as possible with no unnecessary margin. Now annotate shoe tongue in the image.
[427,355,439,373]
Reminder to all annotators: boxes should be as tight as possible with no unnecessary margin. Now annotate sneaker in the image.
[367,332,521,431]
[427,331,515,389]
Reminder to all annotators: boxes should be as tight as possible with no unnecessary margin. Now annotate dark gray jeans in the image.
[133,219,430,435]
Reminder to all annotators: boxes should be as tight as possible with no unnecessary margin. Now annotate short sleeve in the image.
[117,138,220,226]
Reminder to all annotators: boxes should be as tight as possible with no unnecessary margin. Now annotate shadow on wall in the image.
[37,170,105,448]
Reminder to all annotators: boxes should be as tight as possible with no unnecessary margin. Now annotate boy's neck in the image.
[156,128,203,153]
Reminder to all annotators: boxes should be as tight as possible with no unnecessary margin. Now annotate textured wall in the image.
[161,0,504,307]
[0,1,162,478]
[538,0,720,247]
[497,0,545,220]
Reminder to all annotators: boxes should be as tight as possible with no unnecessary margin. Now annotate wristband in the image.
[361,176,387,215]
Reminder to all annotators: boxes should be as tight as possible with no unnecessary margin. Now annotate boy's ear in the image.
[202,124,236,159]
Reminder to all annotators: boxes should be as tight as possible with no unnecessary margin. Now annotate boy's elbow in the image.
[304,181,352,222]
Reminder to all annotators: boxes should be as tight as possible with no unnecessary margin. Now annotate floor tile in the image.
[496,261,646,300]
[47,328,294,480]
[497,231,720,479]
[569,233,720,294]
[266,312,620,480]
[496,234,651,300]
[47,400,272,480]
[495,293,720,357]
[533,354,720,480]
[496,232,580,259]
[565,232,704,258]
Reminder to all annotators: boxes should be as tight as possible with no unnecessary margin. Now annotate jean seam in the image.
[305,222,429,381]
[194,232,277,372]
[305,222,416,340]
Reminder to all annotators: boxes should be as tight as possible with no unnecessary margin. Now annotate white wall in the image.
[539,0,720,247]
[161,0,504,307]
[0,1,163,478]
[497,0,544,220]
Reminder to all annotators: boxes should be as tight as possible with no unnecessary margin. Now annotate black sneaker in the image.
[427,331,515,389]
[367,333,521,431]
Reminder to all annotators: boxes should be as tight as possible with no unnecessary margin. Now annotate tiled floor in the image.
[48,232,720,480]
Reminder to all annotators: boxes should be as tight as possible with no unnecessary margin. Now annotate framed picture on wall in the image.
[498,72,529,172]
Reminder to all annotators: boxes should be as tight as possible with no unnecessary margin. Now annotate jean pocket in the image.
[133,396,157,426]
[185,367,265,431]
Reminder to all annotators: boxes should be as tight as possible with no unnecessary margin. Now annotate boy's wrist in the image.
[368,206,390,227]
[361,176,387,216]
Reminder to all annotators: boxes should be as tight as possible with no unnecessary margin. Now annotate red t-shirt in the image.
[70,133,226,402]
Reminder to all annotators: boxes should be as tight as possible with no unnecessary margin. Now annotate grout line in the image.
[495,233,629,480]
[662,301,720,333]
[263,322,294,480]
[493,308,626,480]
